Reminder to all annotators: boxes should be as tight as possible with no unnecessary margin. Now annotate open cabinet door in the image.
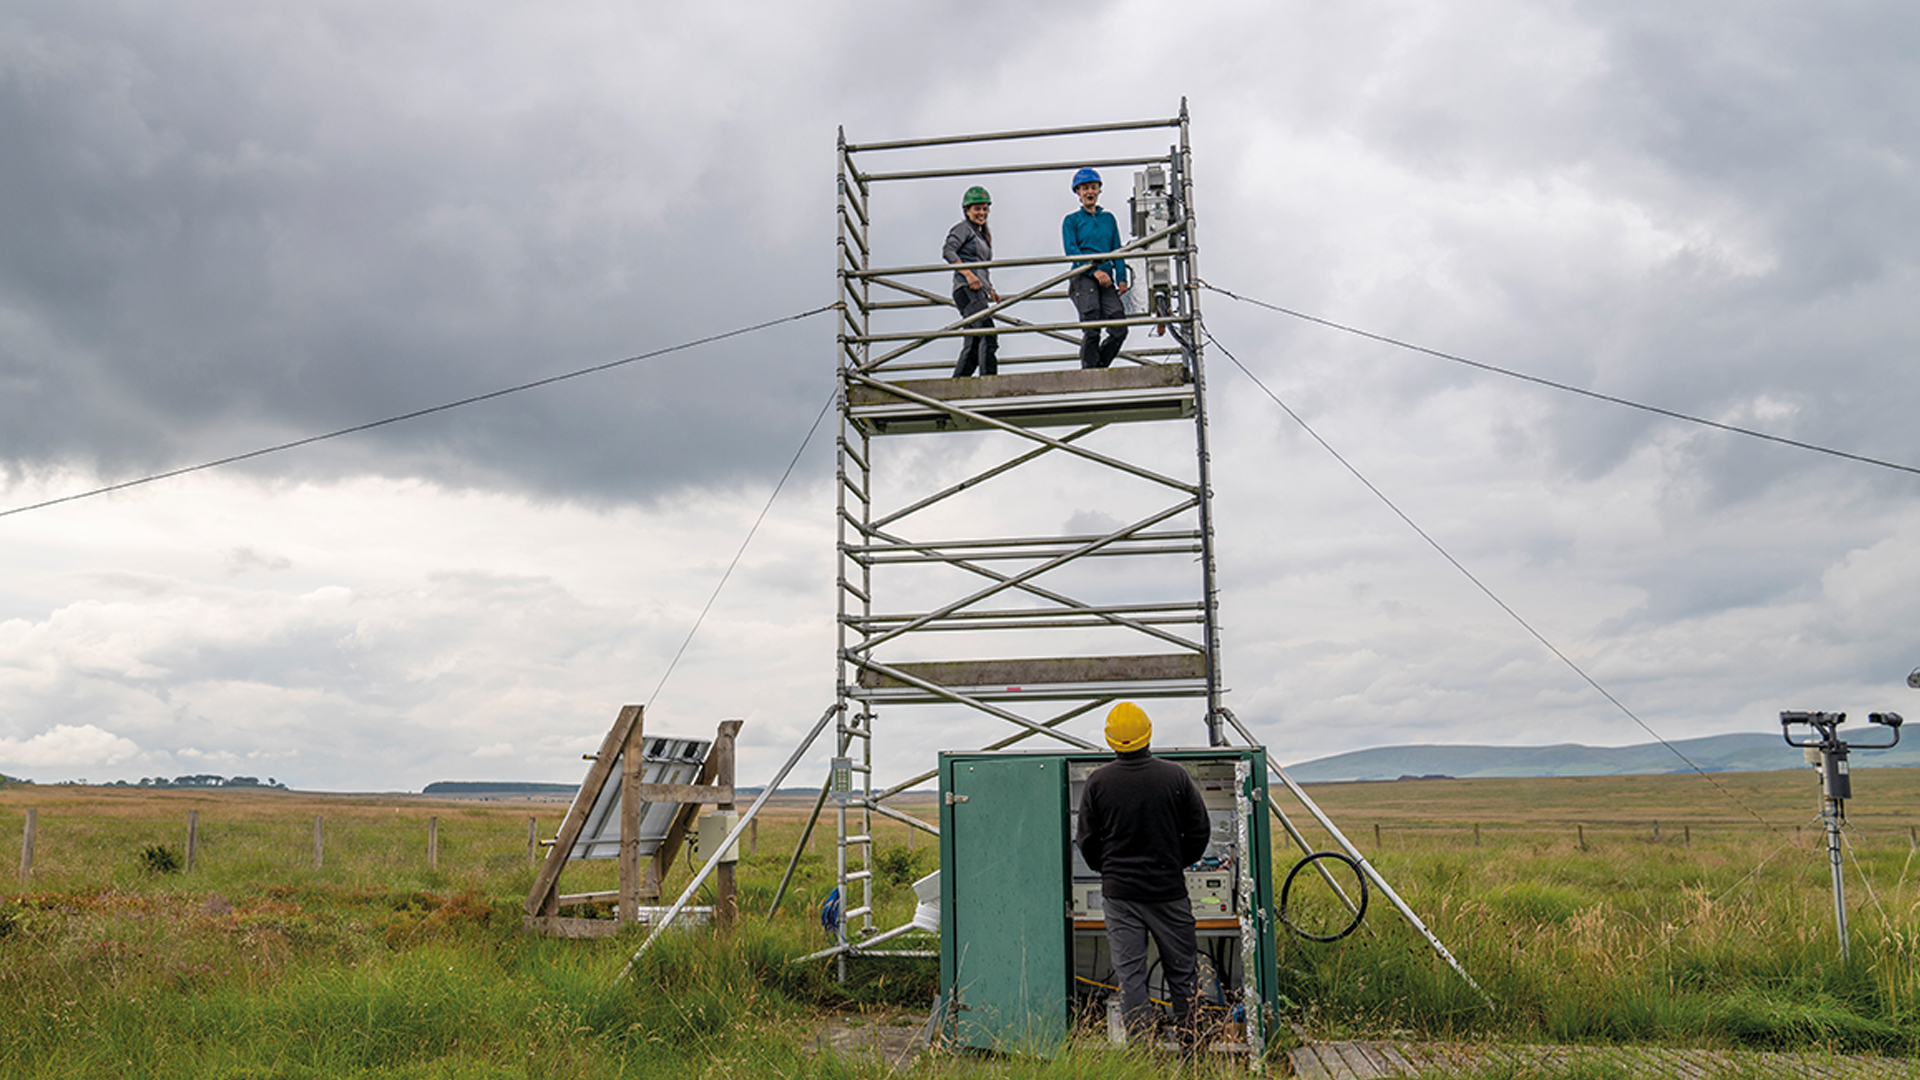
[939,753,1070,1053]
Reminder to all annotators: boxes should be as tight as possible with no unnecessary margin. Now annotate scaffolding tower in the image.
[634,108,1483,1014]
[807,106,1224,966]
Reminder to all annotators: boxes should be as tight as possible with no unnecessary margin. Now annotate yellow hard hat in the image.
[1105,701,1152,753]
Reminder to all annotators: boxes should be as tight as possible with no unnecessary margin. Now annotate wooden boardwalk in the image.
[1287,1039,1918,1078]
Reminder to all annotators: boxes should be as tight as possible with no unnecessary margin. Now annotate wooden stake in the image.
[1684,825,1691,849]
[313,816,324,870]
[428,816,439,870]
[1653,820,1660,842]
[1373,823,1382,850]
[750,816,759,858]
[18,809,34,884]
[186,810,199,873]
[1472,822,1480,848]
[714,720,739,929]
[527,817,538,865]
[1577,824,1586,852]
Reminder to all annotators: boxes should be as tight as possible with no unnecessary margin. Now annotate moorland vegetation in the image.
[3,768,1919,1077]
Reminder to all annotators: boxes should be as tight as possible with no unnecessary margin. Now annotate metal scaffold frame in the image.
[778,105,1229,973]
[625,107,1484,1016]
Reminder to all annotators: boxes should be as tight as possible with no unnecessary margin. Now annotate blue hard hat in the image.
[1071,167,1102,190]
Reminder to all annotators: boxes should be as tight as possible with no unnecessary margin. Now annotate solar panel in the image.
[566,734,713,861]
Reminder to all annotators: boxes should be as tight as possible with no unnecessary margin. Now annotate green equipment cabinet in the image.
[937,747,1280,1060]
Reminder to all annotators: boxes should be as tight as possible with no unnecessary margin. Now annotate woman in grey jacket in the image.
[943,186,1000,377]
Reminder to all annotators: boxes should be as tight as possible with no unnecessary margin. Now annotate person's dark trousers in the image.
[1069,275,1128,369]
[1104,894,1199,1044]
[951,285,998,377]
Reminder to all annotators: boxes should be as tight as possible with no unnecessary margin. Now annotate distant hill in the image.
[423,781,579,796]
[1283,731,1920,783]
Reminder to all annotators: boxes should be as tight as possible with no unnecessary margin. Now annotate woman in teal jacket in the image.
[1062,168,1130,369]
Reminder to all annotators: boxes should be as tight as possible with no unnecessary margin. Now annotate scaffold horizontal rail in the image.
[858,154,1176,183]
[849,600,1202,624]
[845,244,1193,281]
[843,116,1179,154]
[846,364,1193,435]
[846,313,1183,346]
[845,528,1201,554]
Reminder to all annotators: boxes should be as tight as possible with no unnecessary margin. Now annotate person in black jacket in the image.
[1077,701,1211,1044]
[942,185,1000,377]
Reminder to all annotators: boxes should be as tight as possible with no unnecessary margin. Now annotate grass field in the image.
[3,766,1919,1078]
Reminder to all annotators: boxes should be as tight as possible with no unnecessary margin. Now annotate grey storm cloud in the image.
[0,1,854,502]
[6,1,1917,507]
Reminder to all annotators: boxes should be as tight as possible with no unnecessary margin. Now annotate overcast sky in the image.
[4,1,1918,791]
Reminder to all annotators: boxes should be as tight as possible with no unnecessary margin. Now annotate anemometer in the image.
[1780,692,1905,961]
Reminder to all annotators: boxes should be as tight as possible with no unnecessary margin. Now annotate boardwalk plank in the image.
[1330,1042,1381,1078]
[1289,1039,1920,1079]
[1287,1045,1333,1080]
[1350,1042,1398,1077]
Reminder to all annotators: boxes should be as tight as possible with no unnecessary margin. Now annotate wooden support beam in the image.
[845,363,1187,407]
[618,715,644,923]
[856,652,1206,689]
[525,704,644,917]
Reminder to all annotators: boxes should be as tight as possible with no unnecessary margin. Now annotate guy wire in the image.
[0,303,841,520]
[1206,327,1782,835]
[1201,282,1920,479]
[645,385,838,712]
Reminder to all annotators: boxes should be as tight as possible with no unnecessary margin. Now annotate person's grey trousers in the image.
[1103,893,1199,1040]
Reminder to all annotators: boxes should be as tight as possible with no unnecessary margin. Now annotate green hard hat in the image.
[961,185,992,207]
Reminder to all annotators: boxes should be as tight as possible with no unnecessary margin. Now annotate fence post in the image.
[1910,825,1916,851]
[428,817,439,870]
[1576,824,1586,852]
[750,816,760,857]
[18,809,34,883]
[1472,822,1480,848]
[1653,820,1660,842]
[313,816,324,870]
[527,816,538,866]
[1685,825,1691,850]
[1373,823,1382,850]
[186,810,199,872]
[714,721,738,928]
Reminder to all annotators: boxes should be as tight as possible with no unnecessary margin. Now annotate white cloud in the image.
[0,723,141,768]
